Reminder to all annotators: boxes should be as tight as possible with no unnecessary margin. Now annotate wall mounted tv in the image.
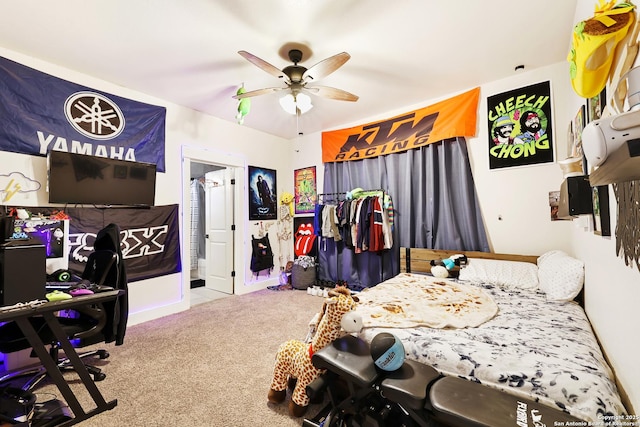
[48,150,156,206]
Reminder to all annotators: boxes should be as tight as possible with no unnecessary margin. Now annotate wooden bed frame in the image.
[397,246,631,414]
[399,247,538,275]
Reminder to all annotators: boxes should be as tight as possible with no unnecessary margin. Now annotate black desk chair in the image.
[0,223,127,391]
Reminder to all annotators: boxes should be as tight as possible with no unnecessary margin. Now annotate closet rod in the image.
[318,189,386,197]
[317,192,347,196]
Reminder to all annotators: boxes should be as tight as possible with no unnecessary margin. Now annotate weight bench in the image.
[304,335,586,427]
[303,335,386,427]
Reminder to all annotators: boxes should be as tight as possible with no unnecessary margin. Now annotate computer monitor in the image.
[10,219,69,274]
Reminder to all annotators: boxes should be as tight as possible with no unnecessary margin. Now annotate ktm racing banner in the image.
[322,87,480,163]
[487,81,554,169]
[35,204,181,282]
[0,56,167,171]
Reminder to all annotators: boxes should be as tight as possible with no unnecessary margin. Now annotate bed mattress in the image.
[356,274,626,422]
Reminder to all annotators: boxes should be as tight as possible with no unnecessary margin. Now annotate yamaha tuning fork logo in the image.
[64,91,125,140]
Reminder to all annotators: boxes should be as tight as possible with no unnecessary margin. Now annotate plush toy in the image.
[235,84,251,125]
[430,254,468,278]
[280,191,294,217]
[268,287,360,417]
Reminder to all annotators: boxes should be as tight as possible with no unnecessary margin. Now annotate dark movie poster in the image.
[487,81,554,169]
[248,165,277,220]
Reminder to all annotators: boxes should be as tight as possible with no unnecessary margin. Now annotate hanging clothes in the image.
[315,192,393,254]
[321,204,341,241]
[190,178,206,271]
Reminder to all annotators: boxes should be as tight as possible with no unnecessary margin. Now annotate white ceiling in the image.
[0,0,578,140]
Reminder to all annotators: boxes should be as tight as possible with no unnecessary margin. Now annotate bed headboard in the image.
[399,247,539,275]
[400,247,584,307]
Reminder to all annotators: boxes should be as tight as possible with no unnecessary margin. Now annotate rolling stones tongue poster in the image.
[293,216,317,258]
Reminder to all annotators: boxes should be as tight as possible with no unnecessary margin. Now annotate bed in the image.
[354,247,627,423]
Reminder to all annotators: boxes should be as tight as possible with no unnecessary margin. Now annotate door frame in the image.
[181,146,246,302]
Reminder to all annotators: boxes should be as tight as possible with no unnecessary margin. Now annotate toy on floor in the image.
[430,254,467,278]
[268,286,360,417]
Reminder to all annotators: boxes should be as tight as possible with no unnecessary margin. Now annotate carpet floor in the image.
[29,288,330,426]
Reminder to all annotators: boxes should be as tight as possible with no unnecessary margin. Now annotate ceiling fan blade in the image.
[232,87,284,99]
[238,50,289,83]
[302,52,351,82]
[304,85,359,102]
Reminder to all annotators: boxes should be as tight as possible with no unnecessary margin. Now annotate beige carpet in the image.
[33,288,328,426]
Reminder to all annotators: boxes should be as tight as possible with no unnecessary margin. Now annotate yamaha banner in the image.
[34,204,182,282]
[0,56,167,172]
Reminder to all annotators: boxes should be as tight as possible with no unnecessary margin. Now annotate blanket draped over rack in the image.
[355,273,498,328]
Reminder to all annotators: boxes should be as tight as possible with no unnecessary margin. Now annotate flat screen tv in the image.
[48,150,156,206]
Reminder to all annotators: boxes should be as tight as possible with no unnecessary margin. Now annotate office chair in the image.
[0,223,127,391]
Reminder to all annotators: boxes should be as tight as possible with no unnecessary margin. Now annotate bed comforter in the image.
[357,275,626,422]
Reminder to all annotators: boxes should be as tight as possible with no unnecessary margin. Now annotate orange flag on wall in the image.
[322,87,480,163]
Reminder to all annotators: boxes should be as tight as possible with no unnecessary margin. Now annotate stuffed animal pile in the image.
[268,286,360,417]
[430,254,468,278]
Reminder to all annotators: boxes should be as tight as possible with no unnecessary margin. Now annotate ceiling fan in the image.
[233,45,358,115]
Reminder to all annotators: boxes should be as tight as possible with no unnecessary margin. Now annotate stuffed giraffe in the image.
[268,286,359,417]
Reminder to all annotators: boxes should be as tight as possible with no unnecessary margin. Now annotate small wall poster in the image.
[294,166,317,215]
[487,81,554,169]
[293,216,317,258]
[248,165,277,220]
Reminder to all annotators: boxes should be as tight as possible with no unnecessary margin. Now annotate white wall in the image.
[295,64,639,414]
[0,47,293,326]
[569,0,640,414]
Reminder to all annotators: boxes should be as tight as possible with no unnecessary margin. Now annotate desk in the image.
[0,290,123,426]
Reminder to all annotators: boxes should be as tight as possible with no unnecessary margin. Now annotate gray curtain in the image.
[320,137,489,288]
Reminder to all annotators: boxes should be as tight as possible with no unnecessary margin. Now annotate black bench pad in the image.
[429,376,585,427]
[311,335,379,387]
[380,359,440,410]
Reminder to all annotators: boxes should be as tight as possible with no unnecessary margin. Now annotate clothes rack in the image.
[315,189,392,287]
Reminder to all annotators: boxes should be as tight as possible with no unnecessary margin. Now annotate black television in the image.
[47,150,156,206]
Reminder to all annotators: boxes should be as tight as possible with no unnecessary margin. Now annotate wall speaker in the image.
[558,175,593,219]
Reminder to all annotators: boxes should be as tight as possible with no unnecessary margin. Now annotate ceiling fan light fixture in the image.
[279,92,313,115]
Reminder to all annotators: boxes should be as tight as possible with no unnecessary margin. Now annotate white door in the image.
[204,168,235,294]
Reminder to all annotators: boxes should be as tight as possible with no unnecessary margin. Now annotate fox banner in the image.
[0,56,167,171]
[65,204,181,281]
[322,87,480,163]
[487,81,554,169]
[31,204,182,282]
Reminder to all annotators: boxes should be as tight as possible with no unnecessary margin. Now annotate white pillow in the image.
[537,250,584,301]
[458,258,539,290]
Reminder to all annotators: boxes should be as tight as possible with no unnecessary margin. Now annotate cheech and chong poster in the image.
[487,81,554,169]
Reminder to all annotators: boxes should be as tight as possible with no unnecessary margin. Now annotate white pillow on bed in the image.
[457,258,539,290]
[537,250,584,301]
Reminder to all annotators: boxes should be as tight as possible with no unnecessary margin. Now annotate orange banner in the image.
[322,87,480,163]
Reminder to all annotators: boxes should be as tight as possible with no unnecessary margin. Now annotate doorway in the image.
[182,146,244,306]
